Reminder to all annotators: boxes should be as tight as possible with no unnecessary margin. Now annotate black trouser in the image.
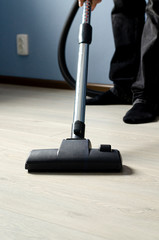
[109,0,159,103]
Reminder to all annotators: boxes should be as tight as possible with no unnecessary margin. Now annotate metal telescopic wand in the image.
[71,0,92,139]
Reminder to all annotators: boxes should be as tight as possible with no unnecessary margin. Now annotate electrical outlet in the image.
[17,34,29,55]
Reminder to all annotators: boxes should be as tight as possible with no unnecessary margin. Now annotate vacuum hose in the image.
[58,0,102,97]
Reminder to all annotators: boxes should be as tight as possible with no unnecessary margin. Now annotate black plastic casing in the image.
[79,23,92,44]
[25,139,122,172]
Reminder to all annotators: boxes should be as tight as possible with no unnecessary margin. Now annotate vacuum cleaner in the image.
[25,0,122,172]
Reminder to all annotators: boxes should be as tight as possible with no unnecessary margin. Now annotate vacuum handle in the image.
[82,0,92,24]
[72,0,92,139]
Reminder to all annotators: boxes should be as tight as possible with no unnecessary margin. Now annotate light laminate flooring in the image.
[0,84,159,240]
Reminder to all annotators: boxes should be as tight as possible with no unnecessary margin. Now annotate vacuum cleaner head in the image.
[25,139,122,172]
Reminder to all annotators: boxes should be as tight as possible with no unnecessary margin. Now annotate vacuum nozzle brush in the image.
[25,139,122,172]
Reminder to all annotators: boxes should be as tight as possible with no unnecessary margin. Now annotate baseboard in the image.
[0,76,112,92]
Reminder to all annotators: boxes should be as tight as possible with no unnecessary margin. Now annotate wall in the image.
[0,0,114,84]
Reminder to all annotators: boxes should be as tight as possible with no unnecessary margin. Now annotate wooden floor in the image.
[0,84,159,240]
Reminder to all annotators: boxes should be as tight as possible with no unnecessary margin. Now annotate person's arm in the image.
[78,0,102,11]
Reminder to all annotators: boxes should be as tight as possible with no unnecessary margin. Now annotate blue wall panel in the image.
[0,0,114,84]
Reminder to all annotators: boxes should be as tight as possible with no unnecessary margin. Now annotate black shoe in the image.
[123,101,159,124]
[86,88,132,105]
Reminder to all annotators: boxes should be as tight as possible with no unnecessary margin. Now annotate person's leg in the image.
[123,0,159,123]
[110,0,146,90]
[87,0,146,105]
